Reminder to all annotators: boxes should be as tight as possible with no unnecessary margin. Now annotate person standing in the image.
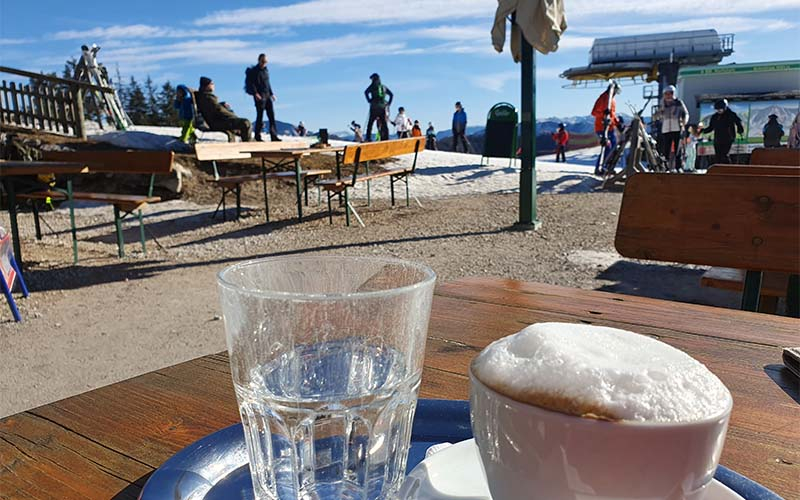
[393,107,412,138]
[701,99,744,164]
[295,121,307,137]
[591,82,620,175]
[762,114,784,147]
[551,123,569,162]
[411,120,422,137]
[789,112,800,149]
[350,121,363,143]
[246,53,280,142]
[364,73,393,142]
[452,102,472,153]
[173,84,196,144]
[658,85,689,171]
[426,122,437,150]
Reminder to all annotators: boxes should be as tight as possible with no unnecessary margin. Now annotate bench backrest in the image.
[342,137,425,165]
[42,150,174,174]
[750,148,800,167]
[615,173,800,274]
[708,164,800,176]
[194,141,307,161]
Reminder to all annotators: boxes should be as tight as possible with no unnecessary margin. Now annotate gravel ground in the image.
[0,186,742,418]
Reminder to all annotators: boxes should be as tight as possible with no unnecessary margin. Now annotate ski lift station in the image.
[561,30,735,92]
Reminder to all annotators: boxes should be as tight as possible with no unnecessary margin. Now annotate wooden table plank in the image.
[0,279,797,499]
[0,161,88,176]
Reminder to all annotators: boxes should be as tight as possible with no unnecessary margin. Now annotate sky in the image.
[1,0,799,133]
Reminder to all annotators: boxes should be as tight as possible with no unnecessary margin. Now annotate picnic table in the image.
[250,147,344,221]
[0,277,797,499]
[0,160,88,263]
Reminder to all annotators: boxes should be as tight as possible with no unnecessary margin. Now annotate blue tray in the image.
[139,399,783,499]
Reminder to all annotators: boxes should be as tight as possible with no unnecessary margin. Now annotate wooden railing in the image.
[0,66,116,140]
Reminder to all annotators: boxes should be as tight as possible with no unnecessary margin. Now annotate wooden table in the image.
[251,147,344,221]
[0,160,88,264]
[0,278,797,499]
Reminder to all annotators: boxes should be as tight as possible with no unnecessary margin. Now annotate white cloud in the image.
[50,24,285,41]
[471,70,518,92]
[571,16,797,36]
[0,38,33,45]
[195,0,494,26]
[412,24,488,41]
[568,0,800,17]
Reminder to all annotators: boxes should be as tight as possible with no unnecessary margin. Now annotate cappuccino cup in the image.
[469,323,732,500]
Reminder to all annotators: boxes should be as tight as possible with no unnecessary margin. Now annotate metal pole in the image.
[518,18,540,228]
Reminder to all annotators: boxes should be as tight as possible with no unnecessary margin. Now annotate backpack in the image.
[244,66,257,95]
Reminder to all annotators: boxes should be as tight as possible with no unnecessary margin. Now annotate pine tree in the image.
[159,81,179,126]
[144,76,159,125]
[127,76,147,125]
[114,65,128,110]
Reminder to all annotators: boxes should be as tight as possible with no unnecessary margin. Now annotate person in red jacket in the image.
[551,123,569,162]
[591,82,620,175]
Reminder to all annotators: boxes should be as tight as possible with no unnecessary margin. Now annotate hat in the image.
[199,76,212,89]
[455,101,462,107]
[768,113,778,119]
[370,73,380,80]
[664,85,677,95]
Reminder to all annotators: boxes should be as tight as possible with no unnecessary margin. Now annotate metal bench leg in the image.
[390,177,395,206]
[113,205,125,258]
[344,188,351,227]
[5,180,22,265]
[327,191,333,224]
[303,177,310,206]
[741,270,762,312]
[235,185,242,221]
[32,203,42,240]
[67,179,78,264]
[294,158,303,221]
[405,176,410,207]
[0,269,22,322]
[212,188,226,219]
[138,209,146,254]
[787,274,799,318]
[262,167,270,222]
[222,190,227,222]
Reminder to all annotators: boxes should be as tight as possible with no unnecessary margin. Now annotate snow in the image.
[82,124,602,199]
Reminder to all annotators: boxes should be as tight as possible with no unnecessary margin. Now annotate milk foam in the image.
[472,323,731,422]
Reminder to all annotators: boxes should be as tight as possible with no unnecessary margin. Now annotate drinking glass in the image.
[218,256,436,499]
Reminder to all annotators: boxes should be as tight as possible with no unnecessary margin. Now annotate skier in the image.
[657,85,689,171]
[350,121,363,143]
[411,120,422,137]
[762,114,784,147]
[551,123,569,162]
[173,84,196,144]
[426,122,437,150]
[245,53,280,142]
[700,99,744,164]
[392,107,412,138]
[452,102,472,153]
[364,73,393,142]
[591,82,620,175]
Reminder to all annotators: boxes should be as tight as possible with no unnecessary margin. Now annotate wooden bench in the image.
[316,137,425,226]
[615,173,800,316]
[18,150,174,258]
[194,141,319,221]
[750,147,800,166]
[707,164,800,176]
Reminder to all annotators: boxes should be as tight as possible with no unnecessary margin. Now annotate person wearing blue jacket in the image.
[174,84,196,144]
[452,101,472,153]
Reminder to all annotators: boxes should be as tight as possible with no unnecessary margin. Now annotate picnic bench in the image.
[316,137,424,226]
[0,278,797,498]
[18,150,174,258]
[750,147,800,167]
[194,141,332,221]
[615,173,800,316]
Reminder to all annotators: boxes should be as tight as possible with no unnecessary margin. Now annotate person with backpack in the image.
[350,121,363,142]
[173,84,196,144]
[591,82,620,175]
[246,53,280,142]
[364,73,393,142]
[551,123,569,162]
[452,102,472,153]
[700,99,744,164]
[425,122,437,150]
[195,77,251,142]
[762,114,784,147]
[411,120,422,137]
[657,85,689,171]
[392,107,412,138]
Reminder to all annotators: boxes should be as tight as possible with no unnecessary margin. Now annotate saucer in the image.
[399,439,744,500]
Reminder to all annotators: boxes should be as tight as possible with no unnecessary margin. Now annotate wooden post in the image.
[23,84,33,127]
[517,12,540,228]
[73,86,86,139]
[0,80,6,125]
[57,89,68,132]
[35,84,45,129]
[10,82,20,125]
[45,84,55,131]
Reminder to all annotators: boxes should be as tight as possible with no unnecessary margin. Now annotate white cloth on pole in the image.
[492,0,567,60]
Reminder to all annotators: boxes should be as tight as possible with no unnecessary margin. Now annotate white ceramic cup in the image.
[469,370,732,500]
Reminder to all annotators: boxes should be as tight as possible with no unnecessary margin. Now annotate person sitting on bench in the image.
[195,76,251,142]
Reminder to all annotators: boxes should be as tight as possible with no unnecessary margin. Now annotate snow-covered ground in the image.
[83,124,601,199]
